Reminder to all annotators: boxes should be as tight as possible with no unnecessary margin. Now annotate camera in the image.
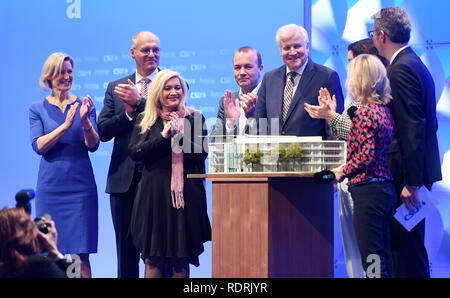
[34,213,52,234]
[15,189,52,234]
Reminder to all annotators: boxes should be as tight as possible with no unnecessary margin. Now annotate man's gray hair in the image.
[372,7,411,44]
[276,24,309,48]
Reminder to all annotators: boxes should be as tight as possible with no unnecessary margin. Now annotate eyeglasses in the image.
[368,30,381,38]
[135,47,160,55]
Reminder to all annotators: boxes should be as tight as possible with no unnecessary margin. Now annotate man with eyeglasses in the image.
[98,31,160,278]
[371,7,441,278]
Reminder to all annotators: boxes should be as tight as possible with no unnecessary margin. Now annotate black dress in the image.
[128,111,211,266]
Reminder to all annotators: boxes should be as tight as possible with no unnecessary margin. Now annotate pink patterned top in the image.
[343,103,395,187]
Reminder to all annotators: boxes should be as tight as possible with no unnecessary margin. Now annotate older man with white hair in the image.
[255,24,344,138]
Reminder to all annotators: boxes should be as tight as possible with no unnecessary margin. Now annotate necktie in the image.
[140,78,151,98]
[282,72,297,121]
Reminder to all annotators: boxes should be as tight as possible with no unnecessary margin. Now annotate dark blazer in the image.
[11,255,71,278]
[387,47,442,190]
[255,59,344,139]
[98,73,146,194]
[209,91,240,140]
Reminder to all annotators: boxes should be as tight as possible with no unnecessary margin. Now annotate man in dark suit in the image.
[255,24,344,138]
[98,31,160,278]
[371,7,442,278]
[210,46,263,141]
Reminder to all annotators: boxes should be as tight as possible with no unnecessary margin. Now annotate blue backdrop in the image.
[1,0,449,277]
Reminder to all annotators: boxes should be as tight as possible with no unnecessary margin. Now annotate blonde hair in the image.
[39,52,74,91]
[346,54,392,105]
[139,69,188,134]
[276,24,309,48]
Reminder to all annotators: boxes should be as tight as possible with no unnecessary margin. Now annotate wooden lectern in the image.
[189,173,334,278]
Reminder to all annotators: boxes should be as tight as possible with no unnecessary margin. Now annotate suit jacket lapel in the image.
[275,65,287,120]
[283,60,315,124]
[129,73,136,84]
[233,91,240,102]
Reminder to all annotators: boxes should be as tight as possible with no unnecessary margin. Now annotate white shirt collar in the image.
[390,45,410,64]
[135,68,159,84]
[286,57,309,76]
[239,81,262,97]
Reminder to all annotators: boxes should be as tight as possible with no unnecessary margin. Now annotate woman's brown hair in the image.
[0,207,42,277]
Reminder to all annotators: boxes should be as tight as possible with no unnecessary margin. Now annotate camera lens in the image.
[34,213,51,234]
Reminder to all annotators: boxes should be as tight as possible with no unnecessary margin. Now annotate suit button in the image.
[282,131,286,135]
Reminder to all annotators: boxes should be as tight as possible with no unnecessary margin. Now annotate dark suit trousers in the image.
[110,167,141,278]
[389,182,430,278]
[350,181,397,278]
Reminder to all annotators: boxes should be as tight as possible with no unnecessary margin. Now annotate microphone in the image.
[347,106,358,120]
[313,170,335,184]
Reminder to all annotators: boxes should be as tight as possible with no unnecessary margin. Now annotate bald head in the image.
[131,31,160,76]
[132,31,160,49]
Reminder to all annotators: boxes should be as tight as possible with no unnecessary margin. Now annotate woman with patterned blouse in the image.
[332,54,396,278]
[304,38,388,278]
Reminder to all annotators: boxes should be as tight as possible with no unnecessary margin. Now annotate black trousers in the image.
[350,181,397,278]
[109,168,141,278]
[389,184,430,278]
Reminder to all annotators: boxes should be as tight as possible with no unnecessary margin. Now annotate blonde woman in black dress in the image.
[128,69,211,278]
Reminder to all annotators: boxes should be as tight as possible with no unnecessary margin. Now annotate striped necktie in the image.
[282,72,297,121]
[140,78,151,98]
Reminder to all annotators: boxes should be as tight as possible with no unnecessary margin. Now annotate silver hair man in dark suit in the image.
[210,46,263,141]
[255,24,344,138]
[97,31,160,278]
[371,7,442,278]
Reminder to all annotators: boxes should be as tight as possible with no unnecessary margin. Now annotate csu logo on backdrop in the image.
[66,0,81,19]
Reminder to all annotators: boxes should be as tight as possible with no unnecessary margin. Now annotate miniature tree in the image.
[286,143,303,171]
[243,145,263,171]
[267,144,288,171]
[286,143,303,160]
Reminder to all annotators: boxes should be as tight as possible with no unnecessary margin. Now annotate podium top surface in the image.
[187,172,314,182]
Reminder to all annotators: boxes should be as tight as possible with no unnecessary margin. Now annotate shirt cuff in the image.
[226,118,238,131]
[329,113,340,128]
[406,185,421,189]
[52,253,65,261]
[125,110,133,121]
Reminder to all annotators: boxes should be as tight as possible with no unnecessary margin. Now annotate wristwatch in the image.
[135,98,142,107]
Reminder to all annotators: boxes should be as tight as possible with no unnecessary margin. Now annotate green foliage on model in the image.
[286,143,303,160]
[267,144,288,163]
[243,145,263,166]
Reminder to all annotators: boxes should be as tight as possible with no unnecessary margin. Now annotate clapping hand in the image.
[240,93,258,118]
[161,112,179,139]
[114,79,141,105]
[304,87,337,122]
[63,102,79,130]
[80,95,93,122]
[318,87,337,113]
[224,90,240,121]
